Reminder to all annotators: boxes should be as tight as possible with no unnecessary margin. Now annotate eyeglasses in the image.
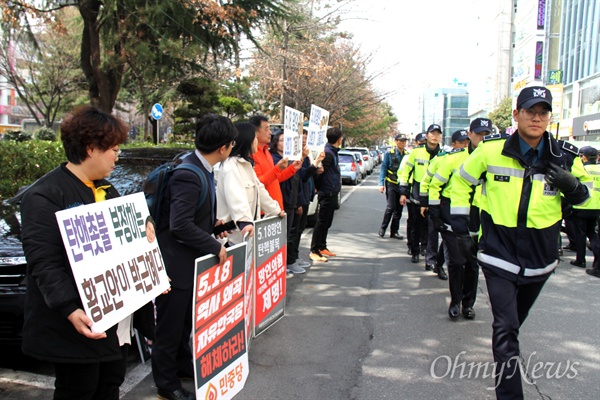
[230,140,236,147]
[112,148,122,157]
[520,108,552,120]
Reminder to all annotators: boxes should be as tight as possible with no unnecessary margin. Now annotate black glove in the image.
[428,206,446,232]
[431,216,447,232]
[457,234,477,260]
[545,163,579,193]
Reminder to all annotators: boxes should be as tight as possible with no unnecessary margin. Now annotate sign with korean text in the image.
[307,104,330,151]
[243,235,254,350]
[283,106,303,161]
[193,242,249,400]
[547,84,564,123]
[253,215,286,337]
[55,192,170,333]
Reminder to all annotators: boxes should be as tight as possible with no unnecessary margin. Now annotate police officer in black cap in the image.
[570,146,600,271]
[378,133,409,238]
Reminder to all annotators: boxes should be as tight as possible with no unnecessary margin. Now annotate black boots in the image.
[586,260,600,278]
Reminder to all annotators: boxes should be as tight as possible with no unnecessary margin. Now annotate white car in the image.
[345,147,374,175]
[349,150,367,178]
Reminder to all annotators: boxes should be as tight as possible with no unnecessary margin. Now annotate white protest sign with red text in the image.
[55,192,170,333]
[253,215,286,337]
[193,243,249,400]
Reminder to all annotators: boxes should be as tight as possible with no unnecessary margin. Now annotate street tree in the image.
[1,0,293,115]
[488,97,513,134]
[0,10,85,128]
[250,0,393,144]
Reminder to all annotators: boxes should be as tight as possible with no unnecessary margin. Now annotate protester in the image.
[216,122,285,247]
[269,130,311,274]
[249,115,301,209]
[288,130,325,271]
[309,127,343,262]
[450,86,592,398]
[20,105,129,400]
[378,133,409,239]
[152,114,237,400]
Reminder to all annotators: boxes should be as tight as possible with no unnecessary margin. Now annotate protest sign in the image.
[307,104,330,151]
[244,235,254,350]
[253,215,287,337]
[283,106,303,160]
[55,192,170,333]
[193,242,249,400]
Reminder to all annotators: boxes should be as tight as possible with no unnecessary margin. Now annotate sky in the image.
[335,0,483,132]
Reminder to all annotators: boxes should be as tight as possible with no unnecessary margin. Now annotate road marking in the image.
[341,167,375,204]
[120,361,152,397]
[0,368,54,390]
[0,361,153,397]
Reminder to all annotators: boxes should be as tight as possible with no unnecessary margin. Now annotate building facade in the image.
[422,87,469,144]
[558,0,600,140]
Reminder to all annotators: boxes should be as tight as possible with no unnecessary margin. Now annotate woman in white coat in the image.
[217,122,285,245]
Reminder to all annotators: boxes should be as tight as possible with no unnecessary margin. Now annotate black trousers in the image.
[53,348,126,400]
[483,267,548,400]
[407,202,427,254]
[152,287,194,392]
[441,231,479,307]
[284,206,296,263]
[310,194,337,253]
[289,204,308,264]
[380,182,403,236]
[572,215,600,264]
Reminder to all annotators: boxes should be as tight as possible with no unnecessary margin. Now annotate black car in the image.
[0,147,190,343]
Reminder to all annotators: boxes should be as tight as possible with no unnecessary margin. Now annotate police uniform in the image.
[379,135,409,238]
[420,151,448,277]
[429,146,480,318]
[450,115,591,398]
[399,130,441,260]
[570,146,600,270]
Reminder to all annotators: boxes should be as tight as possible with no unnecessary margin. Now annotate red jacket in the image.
[253,145,296,208]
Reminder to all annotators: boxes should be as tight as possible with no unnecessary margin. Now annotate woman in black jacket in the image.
[20,106,129,400]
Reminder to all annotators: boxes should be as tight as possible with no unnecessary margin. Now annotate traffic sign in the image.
[151,103,163,120]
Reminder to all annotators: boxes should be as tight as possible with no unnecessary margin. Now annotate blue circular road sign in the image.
[151,103,163,120]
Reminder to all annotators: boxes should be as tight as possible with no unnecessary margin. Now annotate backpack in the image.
[143,151,209,227]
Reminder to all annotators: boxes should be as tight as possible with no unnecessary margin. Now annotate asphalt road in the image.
[1,166,599,399]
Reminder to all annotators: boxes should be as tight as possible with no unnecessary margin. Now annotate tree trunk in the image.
[279,21,289,122]
[78,0,124,113]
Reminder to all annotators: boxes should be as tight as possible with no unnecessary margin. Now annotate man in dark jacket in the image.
[378,133,409,239]
[152,114,237,400]
[20,106,129,400]
[309,127,343,262]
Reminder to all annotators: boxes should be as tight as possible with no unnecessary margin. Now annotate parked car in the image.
[348,150,367,179]
[345,147,374,175]
[338,150,361,185]
[0,147,192,343]
[370,149,380,166]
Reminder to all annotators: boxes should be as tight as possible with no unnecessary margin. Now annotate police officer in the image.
[378,133,409,239]
[570,146,600,271]
[429,122,492,319]
[450,86,592,399]
[400,125,442,263]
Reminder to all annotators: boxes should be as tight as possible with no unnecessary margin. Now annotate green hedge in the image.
[0,140,65,201]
